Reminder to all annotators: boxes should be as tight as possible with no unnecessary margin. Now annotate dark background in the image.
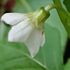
[64,39,70,64]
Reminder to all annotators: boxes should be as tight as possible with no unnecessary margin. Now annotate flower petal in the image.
[41,33,45,47]
[24,29,44,57]
[8,20,33,42]
[1,13,28,25]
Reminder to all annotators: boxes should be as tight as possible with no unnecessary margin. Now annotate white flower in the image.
[1,13,45,57]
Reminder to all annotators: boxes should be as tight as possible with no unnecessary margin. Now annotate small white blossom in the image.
[1,13,45,57]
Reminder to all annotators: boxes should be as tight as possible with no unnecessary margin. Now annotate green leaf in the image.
[0,41,47,70]
[63,0,70,12]
[64,59,70,70]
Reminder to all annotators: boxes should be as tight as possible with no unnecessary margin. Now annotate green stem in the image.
[45,4,55,12]
[53,0,70,38]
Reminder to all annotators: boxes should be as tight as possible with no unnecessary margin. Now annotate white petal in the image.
[1,13,28,25]
[41,33,45,47]
[8,20,33,42]
[24,29,44,57]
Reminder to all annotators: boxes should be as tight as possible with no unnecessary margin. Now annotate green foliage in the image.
[0,0,69,70]
[0,41,47,70]
[63,0,70,12]
[53,0,70,38]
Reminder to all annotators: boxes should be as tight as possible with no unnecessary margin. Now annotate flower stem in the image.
[45,4,55,12]
[53,0,70,38]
